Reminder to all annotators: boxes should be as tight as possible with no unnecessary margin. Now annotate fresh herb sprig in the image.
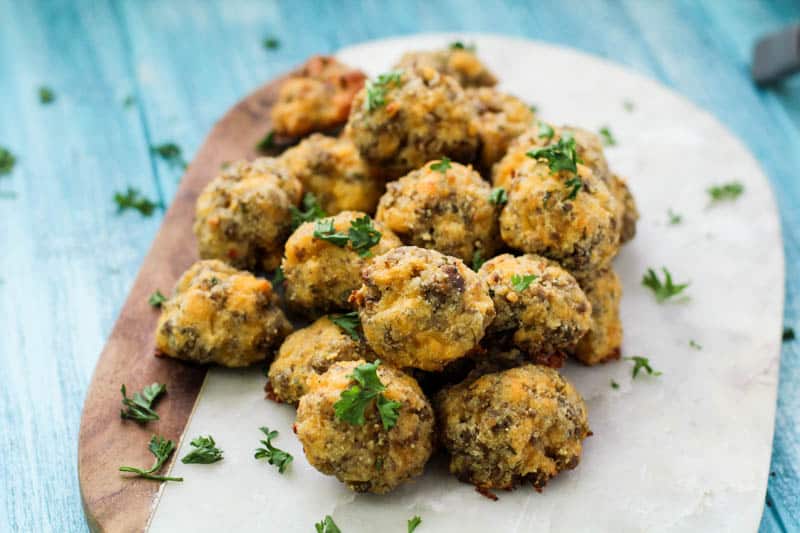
[527,134,578,174]
[364,71,403,111]
[334,360,401,430]
[642,267,689,303]
[449,41,476,52]
[408,515,422,532]
[114,187,160,216]
[148,290,167,308]
[315,515,341,533]
[119,435,183,482]
[329,311,361,341]
[625,356,662,379]
[181,435,224,464]
[510,273,537,292]
[256,130,275,152]
[538,121,554,140]
[39,86,56,104]
[689,339,702,350]
[610,380,620,390]
[667,209,682,225]
[290,193,327,229]
[598,126,616,146]
[707,181,744,202]
[489,187,507,205]
[272,266,285,286]
[120,383,166,423]
[472,250,485,271]
[262,36,280,50]
[151,142,187,169]
[313,216,382,257]
[254,427,293,473]
[0,147,16,176]
[564,177,582,200]
[430,157,451,174]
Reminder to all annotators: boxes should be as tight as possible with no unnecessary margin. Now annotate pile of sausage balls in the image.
[154,44,638,498]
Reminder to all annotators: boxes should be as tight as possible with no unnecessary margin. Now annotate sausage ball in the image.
[466,87,535,170]
[267,316,374,404]
[435,364,590,492]
[282,211,402,316]
[375,160,500,264]
[194,157,302,272]
[350,246,496,371]
[570,268,623,365]
[394,46,497,88]
[295,360,435,494]
[346,67,480,178]
[478,253,591,367]
[608,174,638,244]
[155,260,292,367]
[278,133,385,215]
[271,55,366,138]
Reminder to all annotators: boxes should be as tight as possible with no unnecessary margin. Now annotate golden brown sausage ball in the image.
[271,56,366,138]
[608,174,638,244]
[394,46,497,88]
[466,87,535,170]
[267,316,374,404]
[295,360,435,493]
[155,260,292,367]
[282,211,402,316]
[570,268,623,365]
[193,158,302,272]
[435,364,590,492]
[478,254,591,367]
[350,246,495,371]
[375,160,500,264]
[278,133,385,215]
[346,67,480,178]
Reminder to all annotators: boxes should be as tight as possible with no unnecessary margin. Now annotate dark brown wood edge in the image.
[78,70,295,533]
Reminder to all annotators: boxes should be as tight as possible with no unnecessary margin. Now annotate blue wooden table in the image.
[1,1,798,531]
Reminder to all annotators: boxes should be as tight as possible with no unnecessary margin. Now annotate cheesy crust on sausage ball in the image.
[194,158,302,272]
[607,174,639,244]
[350,246,495,371]
[346,67,479,178]
[394,46,497,88]
[570,268,623,365]
[295,360,435,494]
[282,211,402,316]
[466,87,535,170]
[435,364,590,492]
[155,260,292,367]
[375,160,500,264]
[478,254,591,367]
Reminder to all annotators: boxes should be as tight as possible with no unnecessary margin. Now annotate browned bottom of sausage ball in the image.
[570,268,623,365]
[155,260,292,367]
[295,360,435,494]
[435,364,590,492]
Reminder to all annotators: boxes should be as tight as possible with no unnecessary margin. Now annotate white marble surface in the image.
[149,34,784,533]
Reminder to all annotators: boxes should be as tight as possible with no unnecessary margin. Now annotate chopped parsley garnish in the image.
[526,134,578,174]
[262,36,280,50]
[408,515,422,532]
[181,435,224,464]
[598,126,616,146]
[783,327,795,342]
[564,177,582,200]
[623,100,635,112]
[707,181,744,202]
[148,290,167,308]
[38,86,55,104]
[430,157,452,174]
[313,216,382,257]
[151,142,187,169]
[689,339,702,350]
[625,356,662,379]
[256,130,275,152]
[538,121,554,140]
[610,380,620,389]
[254,426,293,473]
[510,273,537,292]
[489,187,508,205]
[290,192,327,229]
[313,218,350,246]
[449,41,476,51]
[529,104,538,113]
[329,311,361,341]
[315,515,341,533]
[364,71,403,111]
[642,267,689,303]
[123,95,136,108]
[667,209,682,225]
[472,249,485,271]
[272,265,285,285]
[114,187,159,216]
[120,383,166,423]
[119,435,183,482]
[0,147,16,176]
[334,360,401,430]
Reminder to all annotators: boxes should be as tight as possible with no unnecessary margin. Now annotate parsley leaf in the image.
[272,265,285,286]
[510,273,537,292]
[290,192,327,229]
[538,121,554,140]
[707,181,744,202]
[408,515,422,533]
[151,142,187,169]
[564,177,582,200]
[333,360,401,430]
[262,36,280,50]
[529,104,538,113]
[449,41,476,51]
[642,267,689,303]
[119,435,183,482]
[0,146,16,176]
[625,356,662,379]
[364,71,403,111]
[38,86,55,104]
[430,157,452,174]
[598,126,616,146]
[123,95,136,108]
[313,218,350,247]
[667,209,682,225]
[114,187,160,216]
[526,134,578,174]
[254,426,293,473]
[329,311,361,341]
[181,435,224,464]
[472,249,485,271]
[148,290,167,308]
[120,383,166,423]
[689,339,702,350]
[315,515,341,533]
[348,216,382,257]
[783,327,795,342]
[256,130,275,152]
[489,187,508,205]
[623,100,635,112]
[610,380,620,390]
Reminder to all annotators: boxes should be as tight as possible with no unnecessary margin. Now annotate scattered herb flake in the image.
[38,86,55,104]
[598,126,616,146]
[529,104,538,113]
[707,181,744,203]
[364,71,403,111]
[526,134,578,174]
[114,187,159,216]
[256,130,275,152]
[348,216,382,257]
[564,177,582,200]
[262,36,280,50]
[538,121,554,140]
[290,192,327,229]
[623,100,635,112]
[333,360,400,430]
[272,265,285,286]
[181,435,224,464]
[408,515,422,533]
[329,311,361,341]
[689,339,702,350]
[151,142,187,169]
[0,147,16,176]
[783,327,795,342]
[472,249,485,271]
[610,379,619,389]
[668,209,682,225]
[148,290,167,308]
[489,187,508,205]
[625,356,662,379]
[254,427,293,473]
[119,435,183,482]
[510,273,537,292]
[430,157,452,174]
[120,383,166,423]
[315,515,341,533]
[642,267,689,303]
[123,95,136,108]
[449,41,476,52]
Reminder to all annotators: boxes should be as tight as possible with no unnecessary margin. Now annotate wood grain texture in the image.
[1,1,799,532]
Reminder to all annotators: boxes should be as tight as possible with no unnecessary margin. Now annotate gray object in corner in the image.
[752,24,800,85]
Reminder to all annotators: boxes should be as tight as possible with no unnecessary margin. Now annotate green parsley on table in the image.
[407,515,422,532]
[598,126,616,146]
[538,121,554,140]
[255,130,275,152]
[783,327,796,342]
[329,311,361,341]
[262,36,280,50]
[0,146,16,176]
[333,360,401,430]
[38,86,55,104]
[564,177,582,200]
[290,192,328,229]
[489,187,508,205]
[313,216,382,257]
[667,209,683,225]
[526,134,578,174]
[364,71,403,111]
[510,273,537,292]
[315,515,341,533]
[181,435,223,464]
[114,187,160,216]
[641,267,689,303]
[119,435,183,482]
[430,156,452,174]
[151,142,187,169]
[707,181,744,202]
[254,426,294,473]
[148,290,167,308]
[449,41,476,51]
[689,339,703,350]
[471,249,485,271]
[123,95,136,108]
[120,383,166,423]
[625,356,662,379]
[610,380,620,390]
